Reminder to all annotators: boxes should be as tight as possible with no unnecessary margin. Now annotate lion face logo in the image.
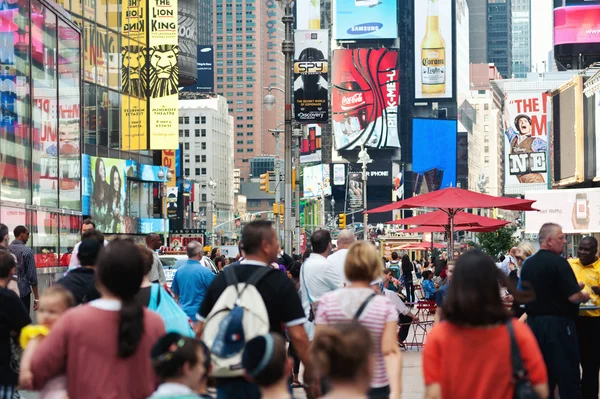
[148,45,179,98]
[122,46,147,98]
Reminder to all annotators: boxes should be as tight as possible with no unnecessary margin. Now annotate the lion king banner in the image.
[148,0,179,150]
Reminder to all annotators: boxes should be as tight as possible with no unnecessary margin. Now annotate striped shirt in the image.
[315,287,398,388]
[9,240,37,298]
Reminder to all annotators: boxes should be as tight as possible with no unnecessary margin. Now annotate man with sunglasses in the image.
[569,236,600,399]
[8,226,38,311]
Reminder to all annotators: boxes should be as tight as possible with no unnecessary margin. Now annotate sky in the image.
[530,0,554,71]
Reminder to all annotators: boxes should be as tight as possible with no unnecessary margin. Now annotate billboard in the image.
[525,188,600,234]
[181,45,214,92]
[177,0,198,86]
[412,118,457,195]
[300,124,322,163]
[331,49,399,150]
[334,0,398,40]
[294,30,329,124]
[554,5,600,46]
[414,0,454,99]
[303,164,331,198]
[503,92,550,192]
[148,0,179,150]
[296,0,320,29]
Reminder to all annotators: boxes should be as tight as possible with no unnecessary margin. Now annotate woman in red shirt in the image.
[423,249,549,399]
[30,239,166,399]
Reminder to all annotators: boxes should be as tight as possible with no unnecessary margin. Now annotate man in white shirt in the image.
[68,219,108,270]
[300,229,344,340]
[327,229,355,284]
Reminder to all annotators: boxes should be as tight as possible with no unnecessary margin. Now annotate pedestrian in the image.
[386,251,401,279]
[315,241,401,399]
[421,271,437,300]
[0,223,19,297]
[9,225,39,311]
[210,247,220,262]
[196,220,315,399]
[423,249,548,399]
[401,254,415,303]
[434,252,447,277]
[68,219,107,270]
[18,286,76,396]
[28,239,166,399]
[507,242,535,318]
[312,321,374,399]
[520,223,590,398]
[214,256,226,272]
[300,230,344,341]
[382,268,400,293]
[135,245,156,307]
[149,333,213,399]
[0,250,30,399]
[499,247,518,276]
[242,333,293,399]
[370,279,418,346]
[57,230,104,305]
[568,236,600,399]
[286,261,302,388]
[327,229,355,284]
[277,245,294,271]
[172,241,215,321]
[146,233,167,284]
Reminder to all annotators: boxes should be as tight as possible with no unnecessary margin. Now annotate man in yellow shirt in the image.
[569,236,600,399]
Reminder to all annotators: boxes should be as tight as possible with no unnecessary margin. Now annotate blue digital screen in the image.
[181,45,214,92]
[412,118,457,191]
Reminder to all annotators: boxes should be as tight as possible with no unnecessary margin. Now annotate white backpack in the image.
[202,266,272,378]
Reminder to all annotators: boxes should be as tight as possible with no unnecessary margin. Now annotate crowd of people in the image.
[2,217,600,399]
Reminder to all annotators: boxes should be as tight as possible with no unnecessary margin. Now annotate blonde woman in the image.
[510,242,536,319]
[315,241,402,399]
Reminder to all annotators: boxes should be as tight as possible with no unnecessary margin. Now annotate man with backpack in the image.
[196,220,315,399]
[386,251,401,279]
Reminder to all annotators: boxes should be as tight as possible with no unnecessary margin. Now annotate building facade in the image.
[212,0,285,180]
[467,0,488,64]
[511,0,531,78]
[198,0,213,45]
[487,0,513,78]
[179,94,235,238]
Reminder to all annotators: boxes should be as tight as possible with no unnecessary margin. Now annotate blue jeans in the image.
[216,378,261,399]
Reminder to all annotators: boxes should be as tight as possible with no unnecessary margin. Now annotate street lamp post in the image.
[208,177,217,247]
[157,167,173,248]
[358,146,372,241]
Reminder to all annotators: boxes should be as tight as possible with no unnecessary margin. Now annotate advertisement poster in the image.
[332,49,399,150]
[348,172,363,210]
[181,45,214,92]
[167,187,178,218]
[334,0,398,40]
[148,0,179,150]
[332,163,346,185]
[58,94,82,210]
[177,0,198,85]
[296,0,320,29]
[121,95,148,150]
[294,30,328,124]
[303,164,331,198]
[414,0,454,99]
[300,124,322,163]
[595,91,600,179]
[525,188,600,234]
[122,0,146,44]
[554,4,600,46]
[412,118,457,194]
[503,92,550,193]
[88,156,127,233]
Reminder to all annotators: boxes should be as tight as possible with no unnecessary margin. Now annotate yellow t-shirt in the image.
[569,257,600,317]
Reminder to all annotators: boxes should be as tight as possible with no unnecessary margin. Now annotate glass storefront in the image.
[0,0,82,266]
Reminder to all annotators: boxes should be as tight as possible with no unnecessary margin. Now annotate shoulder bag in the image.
[506,320,539,399]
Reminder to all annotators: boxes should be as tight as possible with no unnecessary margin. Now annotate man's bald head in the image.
[538,223,566,255]
[337,230,356,249]
[186,240,203,260]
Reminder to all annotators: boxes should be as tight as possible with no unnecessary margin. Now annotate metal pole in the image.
[282,1,294,253]
[362,158,368,241]
[163,181,168,248]
[274,133,281,242]
[295,134,301,252]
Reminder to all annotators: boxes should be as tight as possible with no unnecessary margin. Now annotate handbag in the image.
[506,320,539,399]
[149,283,195,337]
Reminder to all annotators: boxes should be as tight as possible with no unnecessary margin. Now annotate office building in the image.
[487,0,513,78]
[179,94,235,239]
[212,0,285,180]
[511,0,531,78]
[467,0,488,64]
[198,0,213,45]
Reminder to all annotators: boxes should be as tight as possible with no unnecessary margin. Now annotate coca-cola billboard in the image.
[293,30,329,124]
[332,49,400,150]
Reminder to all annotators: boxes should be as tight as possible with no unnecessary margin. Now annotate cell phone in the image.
[576,193,587,224]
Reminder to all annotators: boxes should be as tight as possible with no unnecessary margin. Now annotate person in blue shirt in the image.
[172,240,215,321]
[421,270,437,300]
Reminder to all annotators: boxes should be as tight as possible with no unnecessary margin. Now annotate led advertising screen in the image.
[503,92,550,193]
[331,49,399,150]
[334,0,398,40]
[181,45,214,92]
[294,30,329,124]
[303,164,331,198]
[300,124,322,163]
[414,0,454,100]
[412,118,457,195]
[296,0,321,29]
[554,5,600,46]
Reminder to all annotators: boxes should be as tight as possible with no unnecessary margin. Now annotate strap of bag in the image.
[223,266,239,294]
[80,275,96,304]
[301,262,313,304]
[506,320,527,381]
[246,266,273,287]
[354,293,377,320]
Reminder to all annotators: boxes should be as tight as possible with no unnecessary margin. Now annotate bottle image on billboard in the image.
[333,66,369,137]
[420,0,446,95]
[308,0,320,29]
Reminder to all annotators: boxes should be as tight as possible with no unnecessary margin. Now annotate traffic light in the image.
[338,213,347,229]
[273,202,279,215]
[213,214,217,227]
[292,168,296,191]
[259,172,270,192]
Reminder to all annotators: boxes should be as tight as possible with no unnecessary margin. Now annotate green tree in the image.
[476,225,518,260]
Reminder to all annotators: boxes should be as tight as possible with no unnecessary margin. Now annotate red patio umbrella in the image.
[398,221,509,234]
[387,209,508,228]
[367,187,537,259]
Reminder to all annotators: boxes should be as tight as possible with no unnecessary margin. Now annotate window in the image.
[484,156,490,163]
[201,142,207,150]
[178,117,183,124]
[484,114,489,122]
[201,168,207,175]
[202,194,207,201]
[195,155,200,162]
[202,155,207,162]
[247,124,253,128]
[184,117,189,124]
[484,146,489,153]
[237,132,244,136]
[195,129,200,137]
[237,140,244,144]
[184,129,189,137]
[201,129,207,137]
[246,108,253,112]
[201,116,206,124]
[185,158,189,164]
[195,168,200,175]
[247,148,254,152]
[484,125,490,132]
[184,168,190,175]
[184,143,190,150]
[247,116,253,120]
[484,103,489,111]
[237,148,244,153]
[247,132,253,136]
[484,135,490,143]
[247,140,254,144]
[179,130,183,137]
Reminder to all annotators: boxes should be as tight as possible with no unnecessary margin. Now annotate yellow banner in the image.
[121,95,148,150]
[122,0,146,44]
[148,0,179,150]
[161,150,177,188]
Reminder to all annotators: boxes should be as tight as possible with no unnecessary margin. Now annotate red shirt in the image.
[423,319,547,399]
[31,300,165,399]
